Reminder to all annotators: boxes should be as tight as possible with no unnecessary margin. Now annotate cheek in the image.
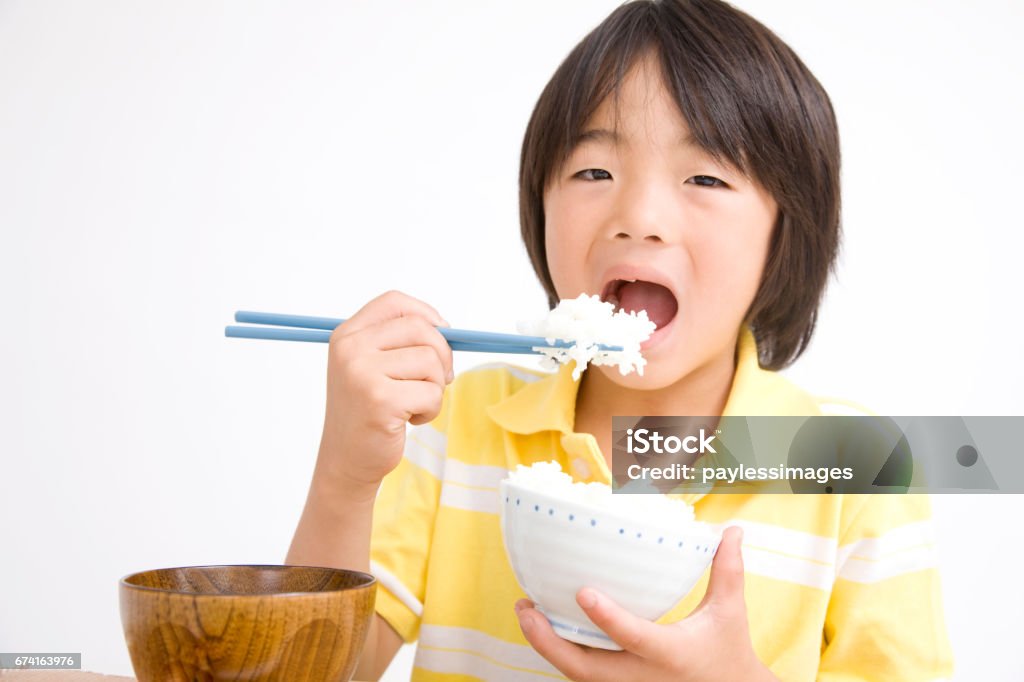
[543,191,590,295]
[545,233,589,298]
[690,209,775,303]
[543,203,565,285]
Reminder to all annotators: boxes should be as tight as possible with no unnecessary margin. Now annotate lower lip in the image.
[640,312,677,351]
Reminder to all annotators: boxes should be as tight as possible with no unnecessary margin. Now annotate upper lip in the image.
[597,264,681,309]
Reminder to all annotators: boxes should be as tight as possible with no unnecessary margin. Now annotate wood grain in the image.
[119,565,375,681]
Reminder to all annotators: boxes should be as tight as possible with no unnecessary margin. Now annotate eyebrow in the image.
[575,128,619,145]
[574,128,699,149]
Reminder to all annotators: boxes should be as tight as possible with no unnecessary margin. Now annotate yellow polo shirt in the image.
[368,326,954,681]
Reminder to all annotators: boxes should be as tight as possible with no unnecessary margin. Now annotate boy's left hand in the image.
[516,527,778,682]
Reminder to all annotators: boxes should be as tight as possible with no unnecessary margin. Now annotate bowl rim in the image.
[118,564,377,597]
[500,478,722,543]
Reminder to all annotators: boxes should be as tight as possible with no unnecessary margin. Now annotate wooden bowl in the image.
[119,565,375,682]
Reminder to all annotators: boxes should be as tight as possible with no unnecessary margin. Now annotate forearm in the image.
[285,455,378,572]
[286,455,399,678]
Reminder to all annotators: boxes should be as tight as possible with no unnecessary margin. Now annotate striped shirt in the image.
[369,325,954,681]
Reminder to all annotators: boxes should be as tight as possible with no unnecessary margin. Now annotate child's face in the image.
[543,54,778,390]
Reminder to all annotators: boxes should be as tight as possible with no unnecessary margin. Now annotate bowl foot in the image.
[536,608,623,651]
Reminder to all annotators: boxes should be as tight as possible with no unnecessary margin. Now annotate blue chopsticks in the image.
[225,310,624,355]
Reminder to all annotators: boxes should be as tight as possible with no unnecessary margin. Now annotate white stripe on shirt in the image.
[405,423,507,515]
[440,482,500,515]
[708,520,839,591]
[835,519,938,583]
[417,625,563,681]
[404,425,447,479]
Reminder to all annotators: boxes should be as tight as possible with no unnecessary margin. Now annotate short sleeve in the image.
[368,385,452,644]
[817,493,955,680]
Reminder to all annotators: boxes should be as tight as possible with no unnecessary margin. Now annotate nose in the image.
[604,178,676,244]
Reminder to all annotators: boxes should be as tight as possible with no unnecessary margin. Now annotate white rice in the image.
[517,294,656,380]
[506,461,700,528]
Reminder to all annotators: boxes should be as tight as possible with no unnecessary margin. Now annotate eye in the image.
[574,168,612,181]
[687,175,727,188]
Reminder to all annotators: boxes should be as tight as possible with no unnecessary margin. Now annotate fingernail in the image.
[439,318,451,327]
[514,600,526,613]
[518,610,533,632]
[446,369,455,383]
[579,588,597,609]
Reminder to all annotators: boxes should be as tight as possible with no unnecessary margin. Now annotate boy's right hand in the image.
[315,290,453,493]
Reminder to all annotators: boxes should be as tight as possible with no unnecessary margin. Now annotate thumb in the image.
[701,526,746,610]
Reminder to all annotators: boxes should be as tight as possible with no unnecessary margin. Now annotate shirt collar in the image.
[485,324,820,435]
[484,359,579,435]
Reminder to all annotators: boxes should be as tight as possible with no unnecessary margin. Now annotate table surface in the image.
[0,674,133,681]
[0,672,369,681]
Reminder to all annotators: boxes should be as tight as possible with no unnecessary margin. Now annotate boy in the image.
[288,1,954,679]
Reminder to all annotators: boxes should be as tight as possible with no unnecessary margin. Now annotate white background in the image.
[1,1,1022,679]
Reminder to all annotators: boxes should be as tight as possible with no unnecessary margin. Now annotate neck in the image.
[576,346,737,426]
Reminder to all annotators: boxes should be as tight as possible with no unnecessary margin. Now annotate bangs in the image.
[537,1,763,192]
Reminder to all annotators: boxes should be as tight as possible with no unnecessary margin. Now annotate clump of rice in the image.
[517,294,656,380]
[506,461,700,528]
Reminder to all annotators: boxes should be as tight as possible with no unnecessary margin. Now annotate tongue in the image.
[617,281,678,329]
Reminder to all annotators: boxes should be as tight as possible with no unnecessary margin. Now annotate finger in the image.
[355,316,454,383]
[576,588,669,660]
[517,607,621,682]
[378,346,446,386]
[702,526,746,611]
[393,381,445,426]
[338,290,449,336]
[514,599,535,612]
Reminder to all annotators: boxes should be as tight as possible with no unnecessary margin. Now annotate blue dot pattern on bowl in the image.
[506,495,711,553]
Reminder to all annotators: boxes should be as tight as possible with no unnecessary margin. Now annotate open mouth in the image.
[600,278,679,330]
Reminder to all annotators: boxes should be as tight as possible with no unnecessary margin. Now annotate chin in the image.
[593,360,686,392]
